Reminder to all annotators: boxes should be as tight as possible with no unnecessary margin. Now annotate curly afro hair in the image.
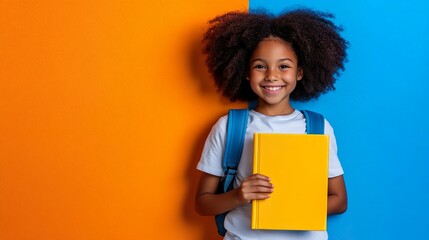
[202,8,348,102]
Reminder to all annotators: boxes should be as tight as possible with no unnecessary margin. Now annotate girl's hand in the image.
[236,174,273,204]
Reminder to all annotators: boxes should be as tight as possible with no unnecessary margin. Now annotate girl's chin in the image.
[258,97,289,106]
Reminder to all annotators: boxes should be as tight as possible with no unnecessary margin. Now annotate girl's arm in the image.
[195,172,273,216]
[327,175,347,215]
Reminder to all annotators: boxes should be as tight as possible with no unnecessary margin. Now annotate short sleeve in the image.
[324,119,344,178]
[196,115,228,177]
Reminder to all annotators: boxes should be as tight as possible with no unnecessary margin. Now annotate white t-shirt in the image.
[197,110,344,240]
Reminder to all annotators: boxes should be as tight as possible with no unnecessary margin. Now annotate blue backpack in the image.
[215,107,325,236]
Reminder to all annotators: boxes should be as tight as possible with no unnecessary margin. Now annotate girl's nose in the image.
[265,69,279,81]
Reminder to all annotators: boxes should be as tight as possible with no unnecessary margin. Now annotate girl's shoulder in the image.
[209,114,229,133]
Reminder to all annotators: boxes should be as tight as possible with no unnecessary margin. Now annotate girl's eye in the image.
[254,64,266,69]
[279,65,290,69]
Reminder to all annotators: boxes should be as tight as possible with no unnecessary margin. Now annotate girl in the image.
[195,8,348,240]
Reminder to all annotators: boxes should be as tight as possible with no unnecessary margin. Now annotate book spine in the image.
[251,133,260,229]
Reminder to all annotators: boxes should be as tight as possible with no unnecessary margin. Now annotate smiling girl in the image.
[195,9,348,240]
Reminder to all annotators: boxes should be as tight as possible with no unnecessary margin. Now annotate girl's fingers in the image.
[242,176,274,189]
[246,174,271,181]
[244,185,274,194]
[242,192,271,202]
[238,174,275,202]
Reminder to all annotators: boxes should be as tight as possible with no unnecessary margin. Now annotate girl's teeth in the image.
[265,86,281,91]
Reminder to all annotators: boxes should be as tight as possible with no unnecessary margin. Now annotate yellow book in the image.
[252,133,329,231]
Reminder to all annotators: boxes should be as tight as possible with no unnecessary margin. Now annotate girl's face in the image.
[249,37,303,113]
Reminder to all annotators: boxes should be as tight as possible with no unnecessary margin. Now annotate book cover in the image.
[252,133,329,231]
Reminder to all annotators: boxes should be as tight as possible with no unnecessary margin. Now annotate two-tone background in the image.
[1,0,428,239]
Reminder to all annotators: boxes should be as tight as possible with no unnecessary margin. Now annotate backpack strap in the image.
[215,109,249,236]
[221,109,249,192]
[301,110,325,134]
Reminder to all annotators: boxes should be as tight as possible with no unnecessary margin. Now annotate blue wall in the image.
[250,0,429,239]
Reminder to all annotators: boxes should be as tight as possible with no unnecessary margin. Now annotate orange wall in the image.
[0,1,247,239]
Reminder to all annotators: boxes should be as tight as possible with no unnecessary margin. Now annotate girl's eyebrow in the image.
[250,58,294,63]
[278,58,294,62]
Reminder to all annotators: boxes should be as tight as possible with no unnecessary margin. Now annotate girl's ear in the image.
[297,67,304,81]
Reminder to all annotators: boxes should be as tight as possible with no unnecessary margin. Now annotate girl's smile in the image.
[248,36,303,115]
[260,85,285,92]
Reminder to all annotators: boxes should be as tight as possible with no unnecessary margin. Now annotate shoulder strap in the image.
[301,110,325,134]
[215,108,249,236]
[221,109,249,192]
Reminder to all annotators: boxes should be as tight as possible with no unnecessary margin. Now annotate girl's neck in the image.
[254,101,295,116]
